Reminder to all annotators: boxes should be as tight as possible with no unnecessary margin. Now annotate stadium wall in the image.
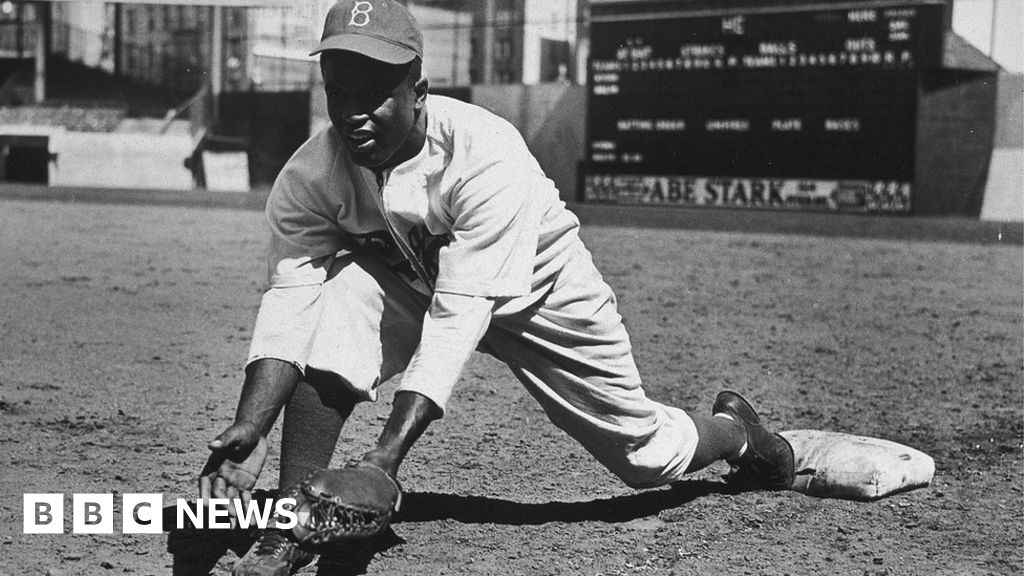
[216,91,311,187]
[915,70,998,216]
[470,83,586,203]
[0,124,194,190]
[980,73,1024,222]
[50,130,194,190]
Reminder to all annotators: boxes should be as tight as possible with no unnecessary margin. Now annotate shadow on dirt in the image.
[162,480,733,575]
[165,522,403,576]
[164,504,404,576]
[166,524,254,575]
[397,479,738,525]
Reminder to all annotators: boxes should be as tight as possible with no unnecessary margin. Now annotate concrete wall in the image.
[915,71,998,216]
[49,131,194,190]
[218,91,310,188]
[470,83,585,202]
[980,73,1023,222]
[991,74,1023,149]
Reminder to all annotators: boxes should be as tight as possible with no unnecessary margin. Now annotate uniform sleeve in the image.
[246,166,346,372]
[246,271,331,372]
[264,172,347,288]
[394,292,494,414]
[433,161,542,298]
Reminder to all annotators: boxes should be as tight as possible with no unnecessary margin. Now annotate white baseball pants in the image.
[263,244,698,489]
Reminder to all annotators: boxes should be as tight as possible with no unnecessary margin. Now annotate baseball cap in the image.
[311,0,423,64]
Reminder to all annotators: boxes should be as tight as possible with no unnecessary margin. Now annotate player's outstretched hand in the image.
[198,421,267,527]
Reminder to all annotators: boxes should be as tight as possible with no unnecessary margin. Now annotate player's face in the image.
[321,52,427,169]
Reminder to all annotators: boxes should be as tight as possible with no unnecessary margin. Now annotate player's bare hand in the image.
[198,421,267,528]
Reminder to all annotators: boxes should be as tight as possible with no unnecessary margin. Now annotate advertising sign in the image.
[582,174,912,213]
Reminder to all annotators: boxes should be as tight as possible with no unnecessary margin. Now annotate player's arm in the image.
[233,358,303,435]
[199,247,334,504]
[361,391,441,478]
[198,359,301,504]
[200,165,342,502]
[361,292,495,477]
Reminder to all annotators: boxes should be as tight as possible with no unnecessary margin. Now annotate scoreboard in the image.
[582,2,945,213]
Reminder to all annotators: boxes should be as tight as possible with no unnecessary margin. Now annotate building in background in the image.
[0,2,38,59]
[521,0,577,84]
[35,0,579,95]
[951,0,1022,73]
[247,1,320,91]
[275,0,579,86]
[415,2,473,86]
[248,1,472,91]
[49,4,242,94]
[47,3,108,72]
[6,1,1021,95]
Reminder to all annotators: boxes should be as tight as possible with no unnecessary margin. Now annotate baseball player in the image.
[198,1,795,574]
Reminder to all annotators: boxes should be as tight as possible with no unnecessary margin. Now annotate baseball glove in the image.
[290,461,402,546]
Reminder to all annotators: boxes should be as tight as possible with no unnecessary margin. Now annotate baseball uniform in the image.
[247,94,698,488]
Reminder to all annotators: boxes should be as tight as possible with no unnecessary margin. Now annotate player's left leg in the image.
[685,411,747,472]
[487,243,793,490]
[485,320,701,489]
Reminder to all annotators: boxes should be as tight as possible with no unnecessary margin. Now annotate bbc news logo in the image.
[23,494,297,534]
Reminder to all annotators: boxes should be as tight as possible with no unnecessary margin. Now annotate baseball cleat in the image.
[233,529,315,576]
[713,390,795,491]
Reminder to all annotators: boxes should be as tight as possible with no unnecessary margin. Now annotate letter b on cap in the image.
[24,494,64,534]
[349,1,373,26]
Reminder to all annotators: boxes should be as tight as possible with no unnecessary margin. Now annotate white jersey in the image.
[248,95,582,409]
[264,95,580,306]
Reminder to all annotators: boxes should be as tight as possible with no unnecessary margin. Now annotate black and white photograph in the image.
[1,0,1021,574]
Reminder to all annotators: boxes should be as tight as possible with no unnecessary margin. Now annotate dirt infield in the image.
[0,197,1020,576]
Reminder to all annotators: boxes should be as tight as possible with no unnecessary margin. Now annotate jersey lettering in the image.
[406,226,451,285]
[349,2,373,27]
